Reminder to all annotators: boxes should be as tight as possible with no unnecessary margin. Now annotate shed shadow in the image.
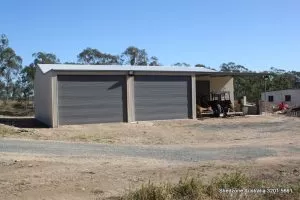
[108,81,123,90]
[0,117,49,128]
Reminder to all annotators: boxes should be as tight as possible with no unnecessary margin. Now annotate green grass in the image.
[120,172,300,200]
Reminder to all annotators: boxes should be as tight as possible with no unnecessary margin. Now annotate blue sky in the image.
[1,0,300,71]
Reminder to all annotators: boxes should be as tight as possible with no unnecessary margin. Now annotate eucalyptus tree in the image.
[0,34,22,103]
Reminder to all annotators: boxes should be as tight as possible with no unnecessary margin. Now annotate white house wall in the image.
[261,89,300,107]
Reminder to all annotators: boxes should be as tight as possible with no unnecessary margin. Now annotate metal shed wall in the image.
[34,67,54,127]
[57,75,126,125]
[134,75,191,121]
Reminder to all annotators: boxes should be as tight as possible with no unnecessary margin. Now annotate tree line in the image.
[1,33,299,104]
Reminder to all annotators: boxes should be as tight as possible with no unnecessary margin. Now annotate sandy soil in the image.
[2,115,300,147]
[0,115,299,199]
[0,153,299,200]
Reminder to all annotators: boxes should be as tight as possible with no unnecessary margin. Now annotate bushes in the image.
[0,100,34,116]
[172,178,204,200]
[125,182,171,200]
[123,178,205,200]
[121,172,300,200]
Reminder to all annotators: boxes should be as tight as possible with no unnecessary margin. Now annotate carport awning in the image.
[197,72,270,77]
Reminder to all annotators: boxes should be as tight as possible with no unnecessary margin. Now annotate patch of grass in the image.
[0,126,18,137]
[214,172,258,188]
[125,181,171,200]
[69,134,116,144]
[120,172,300,200]
[172,178,204,200]
[12,102,26,109]
[0,125,37,138]
[0,101,34,116]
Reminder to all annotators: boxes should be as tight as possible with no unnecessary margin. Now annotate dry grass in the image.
[68,133,116,143]
[121,172,300,200]
[0,125,38,139]
[0,101,34,116]
[0,125,18,137]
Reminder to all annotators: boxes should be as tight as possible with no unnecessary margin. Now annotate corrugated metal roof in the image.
[38,64,216,74]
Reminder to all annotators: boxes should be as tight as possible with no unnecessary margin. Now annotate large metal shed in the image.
[34,64,235,127]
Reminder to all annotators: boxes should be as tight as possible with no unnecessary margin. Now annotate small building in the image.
[34,64,236,127]
[261,89,300,107]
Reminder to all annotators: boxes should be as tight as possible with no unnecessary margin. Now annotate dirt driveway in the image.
[0,139,278,162]
[0,115,299,199]
[1,115,300,147]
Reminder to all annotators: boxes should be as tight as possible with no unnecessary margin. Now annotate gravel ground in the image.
[0,115,299,200]
[0,139,277,162]
[1,115,300,147]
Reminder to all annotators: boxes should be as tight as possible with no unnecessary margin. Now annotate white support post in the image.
[51,74,58,128]
[191,75,197,119]
[126,75,135,122]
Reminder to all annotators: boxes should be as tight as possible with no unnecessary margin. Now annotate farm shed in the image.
[34,64,236,127]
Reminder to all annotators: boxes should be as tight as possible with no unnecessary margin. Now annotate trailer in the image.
[208,91,233,117]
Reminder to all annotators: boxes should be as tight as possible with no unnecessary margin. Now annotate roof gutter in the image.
[51,69,269,77]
